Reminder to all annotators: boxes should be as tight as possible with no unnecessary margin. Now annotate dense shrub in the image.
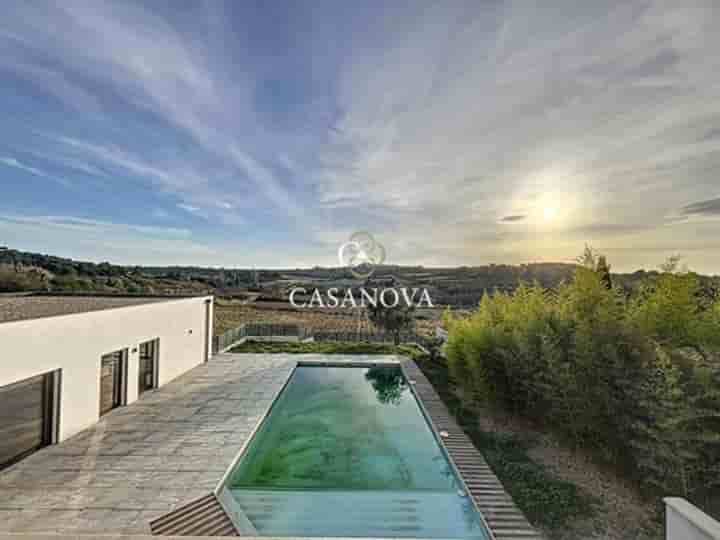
[444,266,720,502]
[0,267,47,291]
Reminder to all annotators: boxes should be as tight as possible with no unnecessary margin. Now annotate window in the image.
[138,338,159,395]
[99,350,127,416]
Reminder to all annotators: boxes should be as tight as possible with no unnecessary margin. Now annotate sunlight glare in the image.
[542,206,559,222]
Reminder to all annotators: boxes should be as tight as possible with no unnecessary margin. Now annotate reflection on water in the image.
[365,365,407,404]
[226,366,489,539]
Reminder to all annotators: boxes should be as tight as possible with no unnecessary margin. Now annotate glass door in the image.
[138,338,159,395]
[100,350,126,416]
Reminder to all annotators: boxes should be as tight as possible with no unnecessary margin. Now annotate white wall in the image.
[665,498,720,540]
[0,296,213,441]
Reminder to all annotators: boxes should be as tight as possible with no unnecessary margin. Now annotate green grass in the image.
[416,357,596,536]
[229,340,426,361]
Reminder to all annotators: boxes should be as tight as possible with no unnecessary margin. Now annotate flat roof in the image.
[0,295,183,324]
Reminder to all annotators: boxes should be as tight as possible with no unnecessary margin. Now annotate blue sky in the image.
[1,1,719,272]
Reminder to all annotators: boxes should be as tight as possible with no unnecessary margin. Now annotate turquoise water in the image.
[224,365,489,538]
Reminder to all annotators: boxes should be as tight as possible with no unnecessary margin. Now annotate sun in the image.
[510,167,582,228]
[542,206,559,222]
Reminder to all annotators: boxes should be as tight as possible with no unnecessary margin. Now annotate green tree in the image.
[443,251,720,501]
[660,254,684,274]
[367,302,414,345]
[628,271,702,348]
[576,244,597,269]
[365,366,407,404]
[596,255,612,290]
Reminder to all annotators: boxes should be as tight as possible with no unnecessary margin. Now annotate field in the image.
[213,297,442,337]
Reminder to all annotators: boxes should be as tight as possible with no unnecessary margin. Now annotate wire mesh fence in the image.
[213,323,432,352]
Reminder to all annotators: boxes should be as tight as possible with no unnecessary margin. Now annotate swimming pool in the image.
[218,363,490,538]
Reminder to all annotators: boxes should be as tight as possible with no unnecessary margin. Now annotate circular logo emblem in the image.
[338,231,386,279]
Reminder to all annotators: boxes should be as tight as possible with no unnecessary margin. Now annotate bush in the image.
[444,266,720,502]
[0,267,46,291]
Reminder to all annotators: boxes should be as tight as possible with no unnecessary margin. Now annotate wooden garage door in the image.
[0,373,52,470]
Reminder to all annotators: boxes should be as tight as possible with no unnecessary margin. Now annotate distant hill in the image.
[1,247,717,307]
[0,248,212,295]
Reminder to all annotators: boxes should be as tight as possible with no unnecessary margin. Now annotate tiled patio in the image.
[0,353,542,539]
[0,353,297,535]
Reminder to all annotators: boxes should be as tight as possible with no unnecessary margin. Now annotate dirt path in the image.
[477,411,662,540]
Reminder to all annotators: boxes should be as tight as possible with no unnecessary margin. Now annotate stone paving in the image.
[0,353,304,535]
[0,353,540,540]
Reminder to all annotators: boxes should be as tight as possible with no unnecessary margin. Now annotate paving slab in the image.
[0,353,542,540]
[0,353,297,535]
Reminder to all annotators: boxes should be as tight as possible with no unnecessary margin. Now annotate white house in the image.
[0,294,213,470]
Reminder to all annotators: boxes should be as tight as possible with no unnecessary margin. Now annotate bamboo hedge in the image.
[444,267,720,504]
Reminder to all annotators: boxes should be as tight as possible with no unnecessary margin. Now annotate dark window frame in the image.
[138,338,159,395]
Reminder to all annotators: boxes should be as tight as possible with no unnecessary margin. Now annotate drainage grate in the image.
[150,493,239,536]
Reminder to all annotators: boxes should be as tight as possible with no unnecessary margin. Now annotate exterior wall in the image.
[0,296,213,441]
[665,498,720,540]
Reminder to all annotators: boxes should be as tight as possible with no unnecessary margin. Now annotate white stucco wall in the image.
[0,296,213,441]
[665,498,720,540]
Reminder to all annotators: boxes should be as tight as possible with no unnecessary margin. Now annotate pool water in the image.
[223,365,489,539]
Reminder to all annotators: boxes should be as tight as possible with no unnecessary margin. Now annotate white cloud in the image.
[1,2,719,271]
[0,212,222,266]
[1,157,45,177]
[177,203,202,214]
[0,1,298,219]
[311,1,720,270]
[0,214,190,237]
[0,156,69,186]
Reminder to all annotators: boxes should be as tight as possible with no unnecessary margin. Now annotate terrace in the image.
[0,352,540,540]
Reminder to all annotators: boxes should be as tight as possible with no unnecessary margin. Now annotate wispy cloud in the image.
[1,2,719,272]
[681,197,720,216]
[1,157,46,178]
[0,212,221,265]
[1,1,300,219]
[499,215,526,223]
[55,136,180,188]
[0,156,69,186]
[0,213,190,238]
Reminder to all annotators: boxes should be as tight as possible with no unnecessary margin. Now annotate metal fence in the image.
[213,323,309,352]
[213,323,435,353]
[313,331,420,344]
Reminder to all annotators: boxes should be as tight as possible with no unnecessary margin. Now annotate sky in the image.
[1,1,719,273]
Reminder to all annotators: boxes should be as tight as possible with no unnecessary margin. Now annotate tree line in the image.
[443,249,720,514]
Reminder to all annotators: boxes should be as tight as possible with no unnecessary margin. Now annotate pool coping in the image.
[200,355,543,540]
[142,353,544,540]
[0,352,540,540]
[400,360,544,540]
